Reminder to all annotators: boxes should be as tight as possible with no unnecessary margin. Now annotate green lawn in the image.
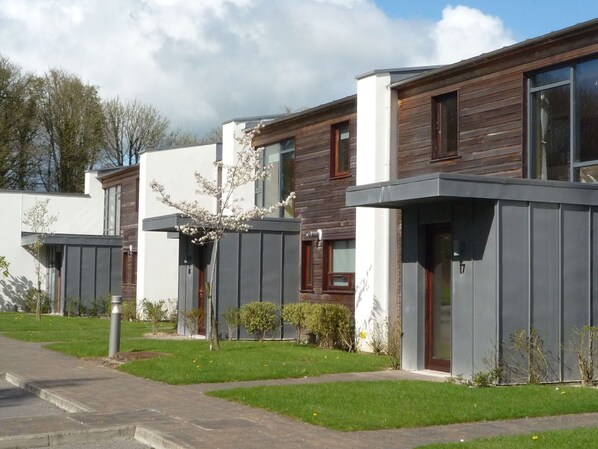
[0,313,389,384]
[417,427,598,449]
[208,381,598,431]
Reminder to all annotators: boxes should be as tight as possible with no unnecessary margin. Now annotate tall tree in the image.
[37,69,104,193]
[0,55,40,190]
[102,97,170,166]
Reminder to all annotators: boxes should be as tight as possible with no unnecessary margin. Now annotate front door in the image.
[425,224,452,372]
[197,262,206,335]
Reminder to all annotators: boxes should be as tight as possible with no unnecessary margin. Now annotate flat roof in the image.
[143,214,301,233]
[21,233,122,247]
[346,173,598,209]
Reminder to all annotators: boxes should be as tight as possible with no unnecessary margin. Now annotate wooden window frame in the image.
[323,239,355,293]
[432,92,459,160]
[330,121,351,178]
[301,241,314,291]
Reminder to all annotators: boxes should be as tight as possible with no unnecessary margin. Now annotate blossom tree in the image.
[150,124,294,351]
[22,199,57,321]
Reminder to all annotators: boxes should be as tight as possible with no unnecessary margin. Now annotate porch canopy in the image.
[346,172,598,209]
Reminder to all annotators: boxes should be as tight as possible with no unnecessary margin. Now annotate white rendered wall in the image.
[137,144,220,304]
[354,72,398,351]
[0,171,105,311]
[221,120,256,210]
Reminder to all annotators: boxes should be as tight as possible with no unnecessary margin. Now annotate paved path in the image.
[1,335,598,448]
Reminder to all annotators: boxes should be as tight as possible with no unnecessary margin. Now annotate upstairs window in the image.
[255,138,295,218]
[103,185,121,236]
[529,56,598,182]
[432,92,458,160]
[324,239,355,291]
[331,121,350,178]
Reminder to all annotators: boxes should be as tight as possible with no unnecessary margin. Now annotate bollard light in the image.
[109,295,123,358]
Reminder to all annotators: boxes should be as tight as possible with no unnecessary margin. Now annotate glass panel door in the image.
[425,224,452,372]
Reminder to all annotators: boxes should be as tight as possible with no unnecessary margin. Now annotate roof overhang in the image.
[346,173,598,209]
[143,214,301,233]
[21,233,122,247]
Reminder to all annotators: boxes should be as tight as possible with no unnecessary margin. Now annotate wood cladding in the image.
[396,34,598,180]
[255,101,357,309]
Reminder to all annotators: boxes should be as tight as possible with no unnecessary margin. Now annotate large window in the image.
[324,239,355,291]
[255,139,295,217]
[529,57,598,182]
[103,185,121,236]
[432,92,458,159]
[331,121,350,178]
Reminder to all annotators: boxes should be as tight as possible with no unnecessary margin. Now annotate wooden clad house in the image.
[252,96,358,310]
[348,19,598,380]
[98,165,139,301]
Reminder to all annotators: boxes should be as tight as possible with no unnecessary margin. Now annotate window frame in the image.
[301,240,314,291]
[323,239,355,292]
[528,55,598,183]
[330,121,351,178]
[431,91,459,160]
[103,184,121,236]
[255,138,295,217]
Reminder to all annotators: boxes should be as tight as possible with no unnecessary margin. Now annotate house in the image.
[0,172,121,313]
[347,18,598,381]
[139,119,300,338]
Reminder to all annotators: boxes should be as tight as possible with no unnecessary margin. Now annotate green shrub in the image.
[282,302,312,342]
[122,299,137,321]
[183,307,204,335]
[223,307,240,340]
[142,299,167,334]
[304,303,353,350]
[239,301,278,340]
[64,297,80,317]
[23,288,50,314]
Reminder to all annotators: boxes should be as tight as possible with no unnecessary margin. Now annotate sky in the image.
[0,0,596,138]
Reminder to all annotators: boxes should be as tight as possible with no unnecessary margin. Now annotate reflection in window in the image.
[331,121,350,177]
[432,92,458,159]
[530,57,598,183]
[103,185,121,236]
[255,139,295,218]
[325,239,355,291]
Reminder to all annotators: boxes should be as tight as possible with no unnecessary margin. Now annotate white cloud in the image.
[426,5,516,64]
[0,1,515,137]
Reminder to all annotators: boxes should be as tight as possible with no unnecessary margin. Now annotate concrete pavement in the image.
[1,334,597,448]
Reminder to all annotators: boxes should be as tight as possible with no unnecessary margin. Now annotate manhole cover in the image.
[193,418,256,430]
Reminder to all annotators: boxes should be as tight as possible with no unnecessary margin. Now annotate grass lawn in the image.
[0,313,389,384]
[417,427,598,448]
[208,380,598,431]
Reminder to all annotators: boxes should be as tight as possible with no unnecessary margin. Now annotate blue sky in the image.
[375,0,598,40]
[0,1,595,136]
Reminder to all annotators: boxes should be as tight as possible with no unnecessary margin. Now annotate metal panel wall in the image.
[561,206,591,380]
[530,204,561,381]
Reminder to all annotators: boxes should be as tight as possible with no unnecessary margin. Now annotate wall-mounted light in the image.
[304,229,323,247]
[128,244,133,255]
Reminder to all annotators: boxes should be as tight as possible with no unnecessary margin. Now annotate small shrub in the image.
[64,297,80,317]
[471,371,497,387]
[223,307,240,340]
[304,303,353,350]
[239,301,278,340]
[282,302,312,342]
[508,327,550,384]
[142,299,167,335]
[569,326,598,386]
[386,320,402,370]
[183,307,204,335]
[24,288,50,314]
[122,299,137,321]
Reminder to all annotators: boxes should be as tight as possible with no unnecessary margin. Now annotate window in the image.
[529,56,598,182]
[122,251,137,285]
[324,239,355,291]
[301,241,314,291]
[432,92,458,159]
[331,121,350,177]
[255,138,295,217]
[103,185,121,236]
